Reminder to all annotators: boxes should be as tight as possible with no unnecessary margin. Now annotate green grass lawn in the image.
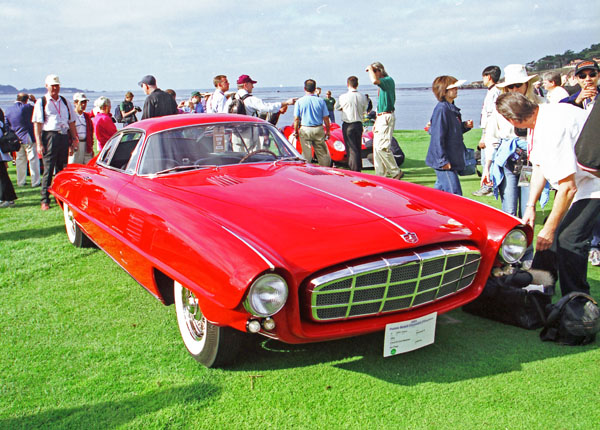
[1,130,599,429]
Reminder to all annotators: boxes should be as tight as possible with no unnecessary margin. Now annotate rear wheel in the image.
[63,203,92,247]
[174,281,242,367]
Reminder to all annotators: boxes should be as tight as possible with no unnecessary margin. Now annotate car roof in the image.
[124,113,265,135]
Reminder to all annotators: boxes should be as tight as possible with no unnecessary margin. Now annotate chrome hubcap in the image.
[181,288,205,342]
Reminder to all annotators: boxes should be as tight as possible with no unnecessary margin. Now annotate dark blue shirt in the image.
[425,101,468,171]
[5,101,34,142]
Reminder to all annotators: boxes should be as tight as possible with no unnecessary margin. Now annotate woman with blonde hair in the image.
[481,64,544,219]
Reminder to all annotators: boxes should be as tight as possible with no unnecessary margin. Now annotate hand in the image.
[521,206,536,228]
[478,140,486,149]
[284,98,297,106]
[465,120,474,129]
[576,87,598,105]
[441,162,451,170]
[535,225,555,251]
[37,143,44,156]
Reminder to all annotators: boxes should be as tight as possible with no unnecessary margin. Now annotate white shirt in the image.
[32,95,76,133]
[74,112,87,139]
[529,104,598,202]
[335,89,368,123]
[235,89,281,116]
[483,108,515,159]
[207,89,231,113]
[480,85,501,135]
[545,86,569,104]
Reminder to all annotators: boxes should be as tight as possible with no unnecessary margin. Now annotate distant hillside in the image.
[0,85,87,94]
[526,43,600,72]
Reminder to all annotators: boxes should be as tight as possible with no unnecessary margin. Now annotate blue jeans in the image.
[498,165,523,217]
[434,169,462,195]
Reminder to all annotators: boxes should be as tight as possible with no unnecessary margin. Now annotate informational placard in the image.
[383,312,437,357]
[213,126,225,152]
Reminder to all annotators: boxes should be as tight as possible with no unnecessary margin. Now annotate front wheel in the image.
[174,281,243,367]
[63,202,92,247]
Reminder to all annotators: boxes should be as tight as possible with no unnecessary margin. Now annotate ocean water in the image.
[0,85,487,131]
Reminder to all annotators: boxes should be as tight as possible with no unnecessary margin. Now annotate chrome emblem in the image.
[402,232,419,243]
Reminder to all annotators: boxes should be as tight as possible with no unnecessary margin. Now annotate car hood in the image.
[157,163,478,273]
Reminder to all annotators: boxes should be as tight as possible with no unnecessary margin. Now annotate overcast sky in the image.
[1,0,598,91]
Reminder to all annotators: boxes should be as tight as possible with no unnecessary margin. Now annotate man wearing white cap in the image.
[32,74,79,211]
[69,93,95,165]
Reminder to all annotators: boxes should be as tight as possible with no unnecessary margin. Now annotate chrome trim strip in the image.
[289,179,413,236]
[221,226,275,270]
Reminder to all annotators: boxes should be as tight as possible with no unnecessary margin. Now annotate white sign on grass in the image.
[383,312,437,357]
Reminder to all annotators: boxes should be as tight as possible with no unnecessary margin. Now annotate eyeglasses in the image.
[506,83,524,90]
[577,71,598,79]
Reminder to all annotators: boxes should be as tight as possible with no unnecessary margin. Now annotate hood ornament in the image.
[402,232,419,244]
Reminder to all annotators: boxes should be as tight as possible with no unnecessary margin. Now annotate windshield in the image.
[138,122,301,175]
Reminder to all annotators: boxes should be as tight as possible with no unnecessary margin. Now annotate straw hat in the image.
[497,64,538,88]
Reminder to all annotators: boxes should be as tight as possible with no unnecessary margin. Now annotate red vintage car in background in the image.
[51,114,531,367]
[282,123,404,168]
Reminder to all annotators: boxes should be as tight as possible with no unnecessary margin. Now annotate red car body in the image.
[51,113,531,367]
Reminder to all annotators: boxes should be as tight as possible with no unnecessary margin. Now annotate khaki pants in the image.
[15,135,40,187]
[373,112,400,177]
[299,125,331,167]
[68,139,94,165]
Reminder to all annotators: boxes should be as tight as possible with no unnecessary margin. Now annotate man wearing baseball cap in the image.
[32,74,79,210]
[138,75,178,119]
[232,74,296,117]
[560,60,599,109]
[69,93,95,165]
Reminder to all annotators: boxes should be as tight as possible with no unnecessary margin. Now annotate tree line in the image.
[526,43,600,72]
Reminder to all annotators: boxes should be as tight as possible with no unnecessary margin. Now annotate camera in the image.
[135,106,142,112]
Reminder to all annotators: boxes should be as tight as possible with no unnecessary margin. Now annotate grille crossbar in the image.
[307,245,481,321]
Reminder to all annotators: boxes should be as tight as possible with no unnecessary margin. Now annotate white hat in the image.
[497,64,538,88]
[45,74,61,86]
[447,79,466,89]
[73,92,89,102]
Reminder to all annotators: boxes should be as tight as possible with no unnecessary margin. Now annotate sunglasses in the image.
[577,71,598,79]
[506,83,524,90]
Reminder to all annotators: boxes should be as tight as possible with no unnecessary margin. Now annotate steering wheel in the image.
[239,149,278,164]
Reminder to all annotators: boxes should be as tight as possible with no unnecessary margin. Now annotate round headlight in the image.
[245,274,288,317]
[333,140,345,152]
[499,229,528,264]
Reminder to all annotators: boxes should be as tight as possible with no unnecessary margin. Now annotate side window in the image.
[98,134,120,165]
[108,132,143,172]
[99,132,144,172]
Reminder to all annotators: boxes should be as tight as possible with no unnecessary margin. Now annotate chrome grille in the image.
[306,245,481,321]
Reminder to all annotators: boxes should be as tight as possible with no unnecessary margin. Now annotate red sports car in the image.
[51,114,531,367]
[282,124,404,167]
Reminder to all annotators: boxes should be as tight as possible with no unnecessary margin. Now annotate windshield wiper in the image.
[277,156,307,163]
[153,165,217,176]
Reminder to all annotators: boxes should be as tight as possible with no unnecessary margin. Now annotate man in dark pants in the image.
[32,74,79,211]
[496,92,599,296]
[139,75,178,119]
[335,76,368,172]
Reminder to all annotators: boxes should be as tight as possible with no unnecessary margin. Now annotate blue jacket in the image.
[560,86,599,109]
[426,101,469,171]
[5,101,34,142]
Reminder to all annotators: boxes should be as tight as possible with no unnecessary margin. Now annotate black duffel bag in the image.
[540,292,600,346]
[462,269,552,330]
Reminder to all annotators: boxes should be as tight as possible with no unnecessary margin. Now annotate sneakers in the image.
[0,201,15,208]
[392,170,405,180]
[589,248,600,266]
[472,186,493,197]
[41,202,50,211]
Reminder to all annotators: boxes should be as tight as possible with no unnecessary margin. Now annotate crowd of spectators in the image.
[0,61,598,298]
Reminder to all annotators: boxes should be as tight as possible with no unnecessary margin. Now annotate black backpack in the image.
[541,292,600,345]
[114,105,123,123]
[228,93,252,115]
